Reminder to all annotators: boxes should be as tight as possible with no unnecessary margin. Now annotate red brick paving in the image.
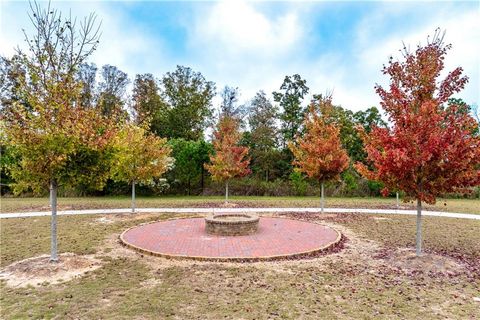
[121,217,340,260]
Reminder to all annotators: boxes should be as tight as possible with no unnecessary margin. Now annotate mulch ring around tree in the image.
[0,253,102,288]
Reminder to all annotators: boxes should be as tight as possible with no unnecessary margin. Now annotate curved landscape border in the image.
[119,217,343,262]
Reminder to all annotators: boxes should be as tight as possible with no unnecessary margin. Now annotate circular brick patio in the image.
[120,217,342,261]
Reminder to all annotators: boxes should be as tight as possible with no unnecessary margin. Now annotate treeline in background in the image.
[1,61,478,198]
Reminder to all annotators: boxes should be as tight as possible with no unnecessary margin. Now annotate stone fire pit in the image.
[205,213,259,236]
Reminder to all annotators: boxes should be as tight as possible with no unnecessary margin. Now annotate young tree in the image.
[289,96,349,212]
[205,116,250,202]
[356,31,480,256]
[2,2,112,262]
[111,124,172,213]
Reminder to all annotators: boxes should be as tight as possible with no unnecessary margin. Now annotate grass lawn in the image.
[1,195,479,214]
[1,212,479,319]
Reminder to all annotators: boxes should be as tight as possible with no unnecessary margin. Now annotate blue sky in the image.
[1,1,479,111]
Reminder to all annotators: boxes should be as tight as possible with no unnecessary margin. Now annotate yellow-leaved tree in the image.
[111,124,173,212]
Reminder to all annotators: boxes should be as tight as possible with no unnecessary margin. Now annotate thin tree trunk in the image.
[416,198,422,256]
[225,180,229,203]
[321,181,325,214]
[396,192,399,209]
[50,180,58,262]
[131,180,136,213]
[201,166,205,193]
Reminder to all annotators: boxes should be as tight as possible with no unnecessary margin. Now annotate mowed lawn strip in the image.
[1,213,479,319]
[1,196,479,214]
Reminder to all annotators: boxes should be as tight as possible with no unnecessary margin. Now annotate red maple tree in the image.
[356,30,480,255]
[289,96,349,212]
[205,116,251,202]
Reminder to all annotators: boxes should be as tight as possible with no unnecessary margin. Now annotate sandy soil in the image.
[0,253,102,288]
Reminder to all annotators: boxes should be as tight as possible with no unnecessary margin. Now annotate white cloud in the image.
[352,4,480,108]
[185,1,479,112]
[189,1,302,59]
[183,1,308,105]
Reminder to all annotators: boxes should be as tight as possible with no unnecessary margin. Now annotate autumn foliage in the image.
[205,116,250,182]
[289,96,349,184]
[111,123,172,185]
[2,4,112,194]
[4,102,116,194]
[356,31,480,205]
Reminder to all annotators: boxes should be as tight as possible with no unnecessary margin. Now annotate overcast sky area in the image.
[1,0,479,112]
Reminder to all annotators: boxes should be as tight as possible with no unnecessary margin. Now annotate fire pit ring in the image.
[205,213,259,236]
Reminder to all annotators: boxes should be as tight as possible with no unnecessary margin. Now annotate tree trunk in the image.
[396,192,399,209]
[320,181,325,214]
[201,166,205,193]
[50,180,58,262]
[416,198,422,256]
[131,180,136,213]
[49,186,52,209]
[225,181,229,203]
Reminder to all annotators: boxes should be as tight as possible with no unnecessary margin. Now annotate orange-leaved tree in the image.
[205,116,250,203]
[289,95,349,212]
[111,123,173,213]
[356,30,480,256]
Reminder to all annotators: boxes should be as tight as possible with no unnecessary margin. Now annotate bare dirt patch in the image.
[0,253,102,288]
[376,248,466,276]
[275,212,471,277]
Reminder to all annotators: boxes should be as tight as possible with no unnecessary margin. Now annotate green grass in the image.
[1,195,479,214]
[1,212,479,319]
